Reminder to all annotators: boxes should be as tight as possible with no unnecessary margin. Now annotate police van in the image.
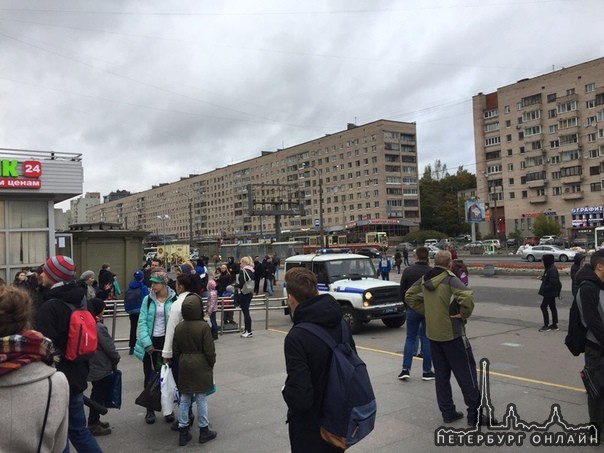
[283,249,405,333]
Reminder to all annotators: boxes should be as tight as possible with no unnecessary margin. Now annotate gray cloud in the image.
[1,0,603,207]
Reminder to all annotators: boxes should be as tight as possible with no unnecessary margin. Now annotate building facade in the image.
[86,119,420,244]
[473,57,604,243]
[0,148,83,281]
[67,192,100,226]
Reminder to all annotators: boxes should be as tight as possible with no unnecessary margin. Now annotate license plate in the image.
[381,307,398,315]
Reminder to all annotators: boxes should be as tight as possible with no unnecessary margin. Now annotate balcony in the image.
[527,179,547,189]
[560,174,583,184]
[562,191,584,200]
[529,195,547,204]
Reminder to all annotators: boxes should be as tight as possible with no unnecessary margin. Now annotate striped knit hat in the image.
[43,255,76,283]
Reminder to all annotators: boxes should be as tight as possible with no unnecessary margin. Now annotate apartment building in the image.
[67,192,100,225]
[472,56,604,242]
[86,119,420,242]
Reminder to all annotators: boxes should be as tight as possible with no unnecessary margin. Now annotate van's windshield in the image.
[318,258,377,283]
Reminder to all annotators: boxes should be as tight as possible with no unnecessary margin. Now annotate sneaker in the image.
[397,369,410,381]
[97,421,110,429]
[549,324,559,331]
[240,331,253,338]
[89,423,112,436]
[145,410,156,424]
[538,325,552,332]
[164,412,175,423]
[443,411,464,423]
[422,372,436,381]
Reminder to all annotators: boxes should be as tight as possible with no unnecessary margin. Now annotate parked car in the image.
[506,238,519,247]
[482,239,501,249]
[427,245,440,258]
[523,237,540,246]
[355,247,382,258]
[463,241,483,251]
[424,239,439,247]
[539,235,558,245]
[520,245,577,262]
[455,234,472,242]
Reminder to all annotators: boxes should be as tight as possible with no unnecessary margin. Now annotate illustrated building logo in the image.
[434,358,598,447]
[0,159,42,189]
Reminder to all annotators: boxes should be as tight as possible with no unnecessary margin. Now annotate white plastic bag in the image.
[160,364,178,416]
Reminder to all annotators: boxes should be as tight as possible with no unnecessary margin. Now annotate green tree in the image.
[532,215,562,237]
[419,164,476,236]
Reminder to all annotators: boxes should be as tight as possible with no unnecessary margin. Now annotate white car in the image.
[482,239,501,249]
[520,245,577,262]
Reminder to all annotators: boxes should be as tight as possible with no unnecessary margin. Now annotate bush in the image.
[402,230,448,244]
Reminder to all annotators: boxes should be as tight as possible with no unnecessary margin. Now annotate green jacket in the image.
[173,293,216,394]
[405,266,474,342]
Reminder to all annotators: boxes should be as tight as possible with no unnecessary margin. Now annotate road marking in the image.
[501,342,522,347]
[268,328,585,393]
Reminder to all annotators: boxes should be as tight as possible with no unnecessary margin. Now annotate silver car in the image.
[520,245,577,262]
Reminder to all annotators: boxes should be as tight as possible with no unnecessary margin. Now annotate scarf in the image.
[0,329,54,377]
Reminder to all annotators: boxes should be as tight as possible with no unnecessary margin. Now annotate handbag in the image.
[160,364,178,416]
[241,270,254,295]
[135,368,162,412]
[103,369,122,409]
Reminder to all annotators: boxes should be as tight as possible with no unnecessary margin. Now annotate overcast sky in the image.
[1,0,603,209]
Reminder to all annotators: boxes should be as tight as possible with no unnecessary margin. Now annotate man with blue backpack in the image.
[282,267,376,452]
[124,271,149,355]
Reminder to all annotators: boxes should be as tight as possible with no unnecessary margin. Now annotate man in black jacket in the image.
[538,254,561,332]
[35,256,102,453]
[282,267,350,453]
[577,250,604,436]
[398,246,435,381]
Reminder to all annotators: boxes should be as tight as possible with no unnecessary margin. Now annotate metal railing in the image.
[102,294,288,351]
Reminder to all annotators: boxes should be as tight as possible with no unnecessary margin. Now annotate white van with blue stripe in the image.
[284,249,406,333]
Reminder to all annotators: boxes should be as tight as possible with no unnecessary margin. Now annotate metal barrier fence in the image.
[102,295,288,352]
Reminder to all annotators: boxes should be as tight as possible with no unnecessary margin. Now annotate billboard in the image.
[465,200,486,223]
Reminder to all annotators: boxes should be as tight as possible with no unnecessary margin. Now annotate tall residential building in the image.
[66,192,100,226]
[472,56,604,243]
[86,119,420,243]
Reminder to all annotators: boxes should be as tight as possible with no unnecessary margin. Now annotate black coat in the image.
[399,260,431,302]
[282,294,351,453]
[538,256,561,298]
[576,264,604,349]
[34,281,90,395]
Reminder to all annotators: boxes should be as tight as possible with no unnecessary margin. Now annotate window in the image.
[566,88,575,96]
[550,139,560,149]
[484,122,500,132]
[560,166,581,177]
[509,192,515,199]
[484,109,498,119]
[589,166,601,176]
[505,120,511,127]
[507,149,513,156]
[504,105,510,113]
[559,117,578,129]
[588,148,601,158]
[486,164,502,173]
[559,134,578,145]
[522,109,541,122]
[549,124,559,133]
[522,191,528,198]
[525,125,542,136]
[548,109,557,119]
[547,93,557,103]
[485,137,501,146]
[586,83,596,93]
[560,150,580,162]
[551,171,561,179]
[552,186,562,195]
[509,177,514,184]
[519,94,542,109]
[506,134,512,142]
[536,188,545,196]
[507,163,514,171]
[557,100,577,114]
[591,182,602,192]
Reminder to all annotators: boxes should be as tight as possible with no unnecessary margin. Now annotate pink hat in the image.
[43,256,76,283]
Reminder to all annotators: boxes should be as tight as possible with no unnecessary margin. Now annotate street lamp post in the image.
[157,215,170,267]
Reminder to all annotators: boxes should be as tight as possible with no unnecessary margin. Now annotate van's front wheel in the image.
[341,306,361,334]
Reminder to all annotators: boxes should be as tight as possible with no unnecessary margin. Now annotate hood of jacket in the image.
[293,293,342,328]
[575,264,604,289]
[44,281,86,306]
[421,267,450,291]
[573,253,585,265]
[182,293,203,321]
[148,286,177,303]
[0,360,56,388]
[542,253,555,268]
[128,280,145,290]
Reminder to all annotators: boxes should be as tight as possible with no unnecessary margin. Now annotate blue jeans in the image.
[402,308,432,372]
[179,393,209,428]
[265,278,273,295]
[64,392,102,453]
[209,312,218,337]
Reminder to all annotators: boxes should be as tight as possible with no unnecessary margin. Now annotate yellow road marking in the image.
[268,328,585,393]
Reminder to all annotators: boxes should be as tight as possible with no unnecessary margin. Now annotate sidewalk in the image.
[94,319,591,452]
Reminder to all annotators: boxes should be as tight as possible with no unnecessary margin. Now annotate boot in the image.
[198,425,217,443]
[179,426,192,446]
[171,409,194,431]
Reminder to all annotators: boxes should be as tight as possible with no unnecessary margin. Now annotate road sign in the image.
[314,219,320,228]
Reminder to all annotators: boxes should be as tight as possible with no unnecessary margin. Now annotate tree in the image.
[419,164,476,236]
[532,215,561,238]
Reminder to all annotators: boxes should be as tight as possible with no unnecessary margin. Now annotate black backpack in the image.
[295,320,376,450]
[565,285,588,356]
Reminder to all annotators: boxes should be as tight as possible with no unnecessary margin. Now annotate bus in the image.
[595,227,604,251]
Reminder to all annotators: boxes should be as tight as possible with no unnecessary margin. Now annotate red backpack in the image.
[62,298,98,361]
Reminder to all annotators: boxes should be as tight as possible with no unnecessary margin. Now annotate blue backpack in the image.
[295,320,376,450]
[124,285,144,313]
